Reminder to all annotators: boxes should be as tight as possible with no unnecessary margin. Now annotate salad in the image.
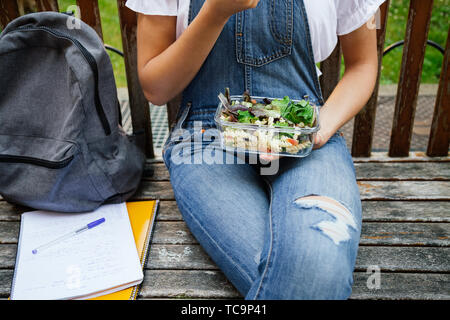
[216,89,318,156]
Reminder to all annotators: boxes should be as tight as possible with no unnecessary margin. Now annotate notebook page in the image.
[11,203,143,300]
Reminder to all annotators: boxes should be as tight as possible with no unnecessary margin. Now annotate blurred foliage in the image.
[58,0,127,87]
[380,0,449,84]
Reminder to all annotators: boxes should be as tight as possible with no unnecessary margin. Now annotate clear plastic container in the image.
[214,95,320,158]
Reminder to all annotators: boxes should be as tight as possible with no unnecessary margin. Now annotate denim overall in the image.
[163,0,362,299]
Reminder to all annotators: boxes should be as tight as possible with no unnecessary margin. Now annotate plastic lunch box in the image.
[214,95,320,158]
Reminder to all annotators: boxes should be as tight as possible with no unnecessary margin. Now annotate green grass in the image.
[58,0,127,87]
[380,0,449,84]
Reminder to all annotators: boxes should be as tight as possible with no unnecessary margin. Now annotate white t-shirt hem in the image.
[125,0,177,16]
[337,0,385,36]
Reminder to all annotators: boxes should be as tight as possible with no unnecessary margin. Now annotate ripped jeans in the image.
[163,129,362,299]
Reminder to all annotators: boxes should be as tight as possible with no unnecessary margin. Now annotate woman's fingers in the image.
[259,154,280,162]
[235,0,260,9]
[313,131,325,150]
[259,131,326,160]
[248,0,260,8]
[205,0,260,20]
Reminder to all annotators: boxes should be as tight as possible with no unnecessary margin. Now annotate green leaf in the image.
[274,121,289,127]
[298,99,308,107]
[237,110,256,123]
[274,121,294,138]
[271,96,290,111]
[280,99,314,125]
[264,109,281,118]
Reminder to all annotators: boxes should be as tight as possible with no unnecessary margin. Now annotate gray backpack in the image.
[0,12,145,212]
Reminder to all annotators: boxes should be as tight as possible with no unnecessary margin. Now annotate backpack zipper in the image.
[15,26,112,136]
[0,154,74,169]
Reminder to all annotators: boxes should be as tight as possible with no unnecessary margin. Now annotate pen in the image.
[32,217,105,254]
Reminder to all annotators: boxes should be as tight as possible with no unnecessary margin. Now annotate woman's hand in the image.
[204,0,260,21]
[259,130,329,162]
[137,0,260,105]
[259,109,333,162]
[312,131,329,149]
[137,1,259,106]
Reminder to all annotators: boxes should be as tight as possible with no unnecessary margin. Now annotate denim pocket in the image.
[236,0,293,66]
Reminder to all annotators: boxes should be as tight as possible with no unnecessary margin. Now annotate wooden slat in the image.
[117,0,154,158]
[1,244,448,274]
[156,200,181,221]
[0,269,448,299]
[360,201,450,223]
[319,41,341,101]
[350,272,450,300]
[133,181,174,200]
[2,200,449,223]
[149,245,450,273]
[352,1,390,157]
[149,244,215,271]
[140,271,450,300]
[355,246,450,273]
[0,202,28,222]
[101,271,450,300]
[76,0,103,40]
[35,0,59,12]
[142,161,450,182]
[146,152,450,163]
[150,221,450,247]
[1,220,448,246]
[147,152,450,164]
[156,200,450,223]
[351,152,450,162]
[143,163,170,181]
[147,245,450,273]
[141,162,450,182]
[0,0,20,29]
[0,244,16,269]
[138,270,240,299]
[138,270,450,300]
[427,26,450,156]
[0,270,13,297]
[131,180,450,201]
[359,222,450,246]
[354,162,450,181]
[0,222,20,243]
[389,0,434,157]
[356,181,450,200]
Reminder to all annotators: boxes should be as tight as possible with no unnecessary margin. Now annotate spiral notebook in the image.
[91,201,158,300]
[10,201,158,300]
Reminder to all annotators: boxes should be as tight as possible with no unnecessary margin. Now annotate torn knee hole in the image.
[294,195,357,245]
[294,196,356,228]
[295,196,349,213]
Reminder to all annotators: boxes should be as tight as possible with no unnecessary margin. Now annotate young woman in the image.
[128,0,383,299]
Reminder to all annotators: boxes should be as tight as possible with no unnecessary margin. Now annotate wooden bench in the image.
[0,0,449,299]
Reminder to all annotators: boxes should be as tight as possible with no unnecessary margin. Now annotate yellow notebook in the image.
[89,200,158,300]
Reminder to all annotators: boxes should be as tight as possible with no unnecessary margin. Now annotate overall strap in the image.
[180,0,324,127]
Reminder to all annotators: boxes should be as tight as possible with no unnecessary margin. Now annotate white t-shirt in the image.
[126,0,384,63]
